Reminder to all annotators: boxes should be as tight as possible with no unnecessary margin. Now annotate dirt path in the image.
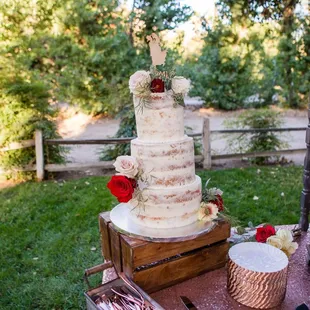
[57,106,307,167]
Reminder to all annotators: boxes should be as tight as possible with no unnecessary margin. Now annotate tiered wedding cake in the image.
[107,33,222,231]
[129,92,202,228]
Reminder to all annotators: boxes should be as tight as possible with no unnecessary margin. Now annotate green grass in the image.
[0,166,303,309]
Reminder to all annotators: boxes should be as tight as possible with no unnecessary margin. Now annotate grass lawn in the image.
[0,166,303,309]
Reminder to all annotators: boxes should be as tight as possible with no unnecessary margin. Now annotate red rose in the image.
[255,225,276,243]
[107,175,136,203]
[151,79,165,93]
[210,194,224,212]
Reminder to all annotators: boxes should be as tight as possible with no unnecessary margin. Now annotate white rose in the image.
[209,187,223,196]
[198,202,218,222]
[129,71,151,95]
[113,156,139,178]
[276,229,293,245]
[171,76,191,95]
[284,241,298,255]
[137,179,148,191]
[275,229,298,258]
[266,235,283,250]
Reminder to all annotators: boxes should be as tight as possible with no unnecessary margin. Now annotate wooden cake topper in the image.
[146,33,167,66]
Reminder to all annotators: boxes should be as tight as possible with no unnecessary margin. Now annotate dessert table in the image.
[150,227,310,310]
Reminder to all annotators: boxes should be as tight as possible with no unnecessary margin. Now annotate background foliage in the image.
[224,109,288,164]
[188,0,310,110]
[0,0,309,168]
[0,56,64,179]
[1,0,308,114]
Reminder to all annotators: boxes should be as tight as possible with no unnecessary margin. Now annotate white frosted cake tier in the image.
[133,92,184,142]
[129,176,202,228]
[131,136,195,188]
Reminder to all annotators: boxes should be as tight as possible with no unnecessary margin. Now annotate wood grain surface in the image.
[132,241,229,293]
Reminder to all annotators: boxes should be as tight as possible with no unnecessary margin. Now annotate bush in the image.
[100,104,136,161]
[0,66,65,179]
[224,109,288,164]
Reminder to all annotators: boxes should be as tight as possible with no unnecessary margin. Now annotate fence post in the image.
[202,117,211,169]
[35,130,44,181]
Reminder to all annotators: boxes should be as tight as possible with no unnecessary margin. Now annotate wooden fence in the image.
[0,118,307,181]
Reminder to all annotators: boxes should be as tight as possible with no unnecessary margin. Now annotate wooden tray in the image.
[99,212,230,293]
[84,262,164,310]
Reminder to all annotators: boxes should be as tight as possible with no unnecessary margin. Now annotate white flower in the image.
[257,169,261,174]
[267,235,283,249]
[171,76,191,95]
[283,241,298,256]
[208,187,223,196]
[137,179,148,191]
[276,229,293,244]
[198,202,218,222]
[273,229,298,258]
[113,156,139,178]
[129,71,151,95]
[281,192,285,197]
[253,196,259,200]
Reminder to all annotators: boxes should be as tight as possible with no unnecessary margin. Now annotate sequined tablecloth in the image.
[151,227,310,310]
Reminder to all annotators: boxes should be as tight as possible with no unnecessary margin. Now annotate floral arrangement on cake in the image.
[107,155,147,204]
[255,224,298,258]
[198,179,225,223]
[129,68,191,111]
[129,33,190,111]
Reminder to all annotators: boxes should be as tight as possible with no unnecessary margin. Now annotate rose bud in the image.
[151,78,165,93]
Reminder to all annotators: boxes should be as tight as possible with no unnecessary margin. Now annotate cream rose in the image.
[266,235,283,250]
[113,156,139,178]
[198,202,218,222]
[171,76,191,95]
[283,241,298,256]
[276,229,293,244]
[275,229,298,257]
[209,187,223,196]
[129,71,151,95]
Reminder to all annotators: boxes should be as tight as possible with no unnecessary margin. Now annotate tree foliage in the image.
[189,0,309,109]
[0,0,193,169]
[225,109,288,164]
[0,57,65,179]
[129,0,192,42]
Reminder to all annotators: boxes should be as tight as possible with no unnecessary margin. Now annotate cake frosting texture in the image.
[131,136,195,188]
[130,176,202,228]
[133,93,184,142]
[129,92,202,228]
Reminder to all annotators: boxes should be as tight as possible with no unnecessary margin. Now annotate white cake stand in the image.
[110,203,216,242]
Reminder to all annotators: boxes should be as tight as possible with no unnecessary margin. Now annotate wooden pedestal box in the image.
[99,212,230,293]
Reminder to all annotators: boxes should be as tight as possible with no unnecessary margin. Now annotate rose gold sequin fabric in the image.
[150,226,310,310]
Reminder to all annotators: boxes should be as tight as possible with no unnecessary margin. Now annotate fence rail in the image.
[0,120,307,181]
[0,139,35,152]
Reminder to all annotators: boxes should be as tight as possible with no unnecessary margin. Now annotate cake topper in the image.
[146,33,167,66]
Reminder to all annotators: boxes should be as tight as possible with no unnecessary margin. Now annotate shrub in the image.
[224,109,288,164]
[99,105,136,161]
[0,68,65,179]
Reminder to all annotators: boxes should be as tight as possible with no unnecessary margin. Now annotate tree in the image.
[129,0,192,46]
[101,0,193,159]
[189,0,308,109]
[0,56,65,179]
[188,0,278,110]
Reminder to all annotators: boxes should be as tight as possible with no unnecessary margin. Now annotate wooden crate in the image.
[99,212,230,293]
